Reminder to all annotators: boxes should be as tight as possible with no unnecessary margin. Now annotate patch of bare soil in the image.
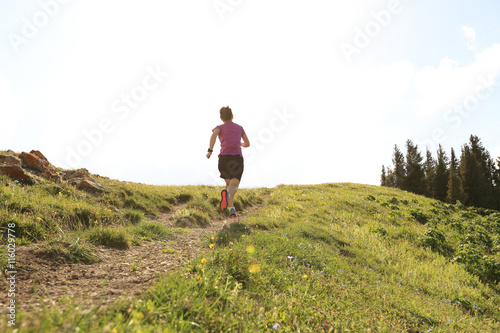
[0,203,265,312]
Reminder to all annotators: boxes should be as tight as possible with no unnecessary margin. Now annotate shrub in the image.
[410,210,428,224]
[389,197,399,205]
[421,227,452,255]
[452,243,500,283]
[374,227,388,237]
[176,193,193,203]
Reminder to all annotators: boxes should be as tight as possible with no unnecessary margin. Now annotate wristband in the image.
[208,148,213,153]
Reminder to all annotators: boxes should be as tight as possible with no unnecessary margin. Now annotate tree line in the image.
[381,135,500,211]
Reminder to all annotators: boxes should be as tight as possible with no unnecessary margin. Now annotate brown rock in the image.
[29,150,49,163]
[0,165,32,181]
[63,169,90,181]
[44,170,62,183]
[19,151,62,183]
[0,154,22,166]
[176,218,195,228]
[78,179,105,193]
[1,150,104,192]
[63,169,105,193]
[20,152,51,172]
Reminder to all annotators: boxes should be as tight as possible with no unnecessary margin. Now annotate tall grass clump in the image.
[85,227,130,249]
[133,221,175,241]
[36,237,98,264]
[124,209,144,224]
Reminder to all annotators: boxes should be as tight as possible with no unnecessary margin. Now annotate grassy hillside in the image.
[0,173,266,260]
[1,177,500,332]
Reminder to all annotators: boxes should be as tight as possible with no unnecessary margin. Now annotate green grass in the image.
[124,209,144,224]
[85,227,130,249]
[4,182,500,332]
[0,174,264,246]
[133,221,175,241]
[175,207,212,226]
[35,236,98,264]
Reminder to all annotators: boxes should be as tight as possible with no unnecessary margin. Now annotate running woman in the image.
[207,106,250,218]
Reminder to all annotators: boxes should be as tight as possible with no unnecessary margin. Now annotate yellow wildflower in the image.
[201,258,207,264]
[248,264,261,273]
[302,274,308,279]
[246,245,256,254]
[209,244,215,249]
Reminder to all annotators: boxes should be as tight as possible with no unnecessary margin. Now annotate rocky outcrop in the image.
[0,164,32,181]
[63,169,105,193]
[19,151,62,182]
[0,150,105,193]
[0,153,22,166]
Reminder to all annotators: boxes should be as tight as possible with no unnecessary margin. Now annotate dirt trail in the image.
[0,203,265,312]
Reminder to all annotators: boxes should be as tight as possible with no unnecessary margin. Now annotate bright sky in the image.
[1,0,500,188]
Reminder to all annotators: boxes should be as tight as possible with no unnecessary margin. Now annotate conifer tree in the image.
[433,144,449,202]
[404,140,425,195]
[447,148,464,204]
[384,136,499,210]
[459,144,479,207]
[494,158,500,209]
[424,149,435,198]
[386,167,396,188]
[392,145,405,190]
[459,136,495,209]
[380,166,387,186]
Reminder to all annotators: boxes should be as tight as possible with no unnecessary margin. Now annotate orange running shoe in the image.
[220,190,228,211]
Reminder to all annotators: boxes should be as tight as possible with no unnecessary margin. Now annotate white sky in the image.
[1,0,500,188]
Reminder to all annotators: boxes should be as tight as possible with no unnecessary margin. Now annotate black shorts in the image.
[218,155,244,181]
